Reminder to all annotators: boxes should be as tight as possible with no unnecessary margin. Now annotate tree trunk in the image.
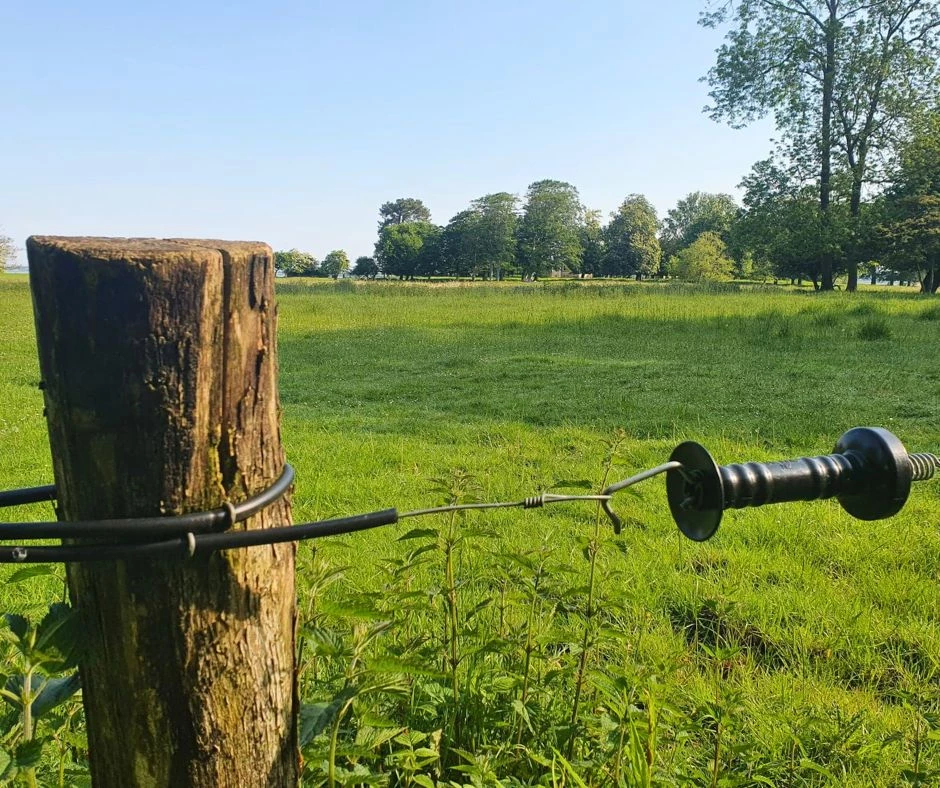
[818,12,837,291]
[846,172,864,293]
[26,237,298,787]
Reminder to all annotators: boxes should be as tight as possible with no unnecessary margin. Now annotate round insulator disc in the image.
[834,427,912,521]
[667,441,724,541]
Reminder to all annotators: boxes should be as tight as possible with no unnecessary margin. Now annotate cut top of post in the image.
[27,236,271,263]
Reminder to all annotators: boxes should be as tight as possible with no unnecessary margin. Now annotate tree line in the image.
[275,1,939,293]
[276,117,938,291]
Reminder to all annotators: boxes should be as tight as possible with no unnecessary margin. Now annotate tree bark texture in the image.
[818,9,836,292]
[26,237,298,787]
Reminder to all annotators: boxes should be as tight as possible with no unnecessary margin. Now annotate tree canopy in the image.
[604,195,661,279]
[660,192,738,262]
[275,249,319,277]
[351,256,379,279]
[321,249,350,279]
[667,231,735,282]
[877,112,940,291]
[379,198,432,228]
[702,0,940,290]
[517,180,584,277]
[375,221,440,279]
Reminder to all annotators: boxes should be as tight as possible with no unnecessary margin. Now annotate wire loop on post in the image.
[0,459,685,563]
[0,465,295,540]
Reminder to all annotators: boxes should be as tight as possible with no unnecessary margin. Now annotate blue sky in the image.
[2,0,775,266]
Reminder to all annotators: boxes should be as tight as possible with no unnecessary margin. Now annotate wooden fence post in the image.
[26,237,298,787]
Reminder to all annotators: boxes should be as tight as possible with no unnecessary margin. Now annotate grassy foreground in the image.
[0,276,938,785]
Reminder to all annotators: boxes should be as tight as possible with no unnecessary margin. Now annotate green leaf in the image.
[368,656,444,678]
[412,775,435,788]
[551,749,589,787]
[299,689,355,747]
[299,702,332,746]
[318,600,385,621]
[397,528,438,541]
[6,566,58,584]
[3,614,28,642]
[511,699,533,734]
[2,674,37,711]
[303,628,346,658]
[31,672,81,718]
[14,738,43,769]
[35,603,82,670]
[0,747,10,779]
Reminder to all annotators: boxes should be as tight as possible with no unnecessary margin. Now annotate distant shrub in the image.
[666,232,735,282]
[857,316,892,341]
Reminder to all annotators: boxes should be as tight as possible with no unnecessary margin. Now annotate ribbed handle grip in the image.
[719,452,861,510]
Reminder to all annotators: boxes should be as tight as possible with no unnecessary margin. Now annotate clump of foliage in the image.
[275,249,320,277]
[857,316,893,341]
[0,576,85,787]
[321,250,351,280]
[351,256,379,279]
[667,232,735,282]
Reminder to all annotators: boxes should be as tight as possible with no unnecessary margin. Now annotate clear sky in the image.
[2,0,776,267]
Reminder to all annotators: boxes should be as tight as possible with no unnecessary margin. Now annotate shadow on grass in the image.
[278,308,934,446]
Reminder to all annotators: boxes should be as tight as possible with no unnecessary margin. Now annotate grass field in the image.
[1,275,938,785]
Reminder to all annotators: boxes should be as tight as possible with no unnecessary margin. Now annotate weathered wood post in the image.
[26,237,298,787]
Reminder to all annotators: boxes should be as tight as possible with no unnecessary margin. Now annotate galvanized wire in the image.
[0,461,681,563]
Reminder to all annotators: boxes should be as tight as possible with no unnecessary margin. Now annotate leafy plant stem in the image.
[21,664,38,788]
[710,660,721,788]
[516,570,540,746]
[566,434,623,759]
[444,507,461,761]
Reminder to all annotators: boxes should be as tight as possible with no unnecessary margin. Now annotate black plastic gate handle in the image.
[666,427,938,541]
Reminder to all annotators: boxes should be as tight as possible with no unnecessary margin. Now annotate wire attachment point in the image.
[221,501,237,532]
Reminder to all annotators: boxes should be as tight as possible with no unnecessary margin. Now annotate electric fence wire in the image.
[0,462,686,564]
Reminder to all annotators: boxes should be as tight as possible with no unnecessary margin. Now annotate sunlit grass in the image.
[1,274,938,784]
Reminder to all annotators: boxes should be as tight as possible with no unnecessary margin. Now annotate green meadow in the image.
[1,275,938,785]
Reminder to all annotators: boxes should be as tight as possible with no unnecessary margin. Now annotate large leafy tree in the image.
[351,256,379,279]
[378,198,432,228]
[321,249,350,279]
[734,159,848,287]
[603,195,661,279]
[274,249,319,277]
[580,209,606,277]
[442,209,483,278]
[702,0,940,291]
[375,221,439,279]
[517,180,584,278]
[415,224,444,278]
[471,192,519,280]
[659,191,738,261]
[878,113,940,291]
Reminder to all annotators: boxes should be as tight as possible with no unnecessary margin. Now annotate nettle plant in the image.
[295,440,673,786]
[0,567,85,787]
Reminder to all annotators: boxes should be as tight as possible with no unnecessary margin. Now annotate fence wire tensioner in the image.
[0,427,936,563]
